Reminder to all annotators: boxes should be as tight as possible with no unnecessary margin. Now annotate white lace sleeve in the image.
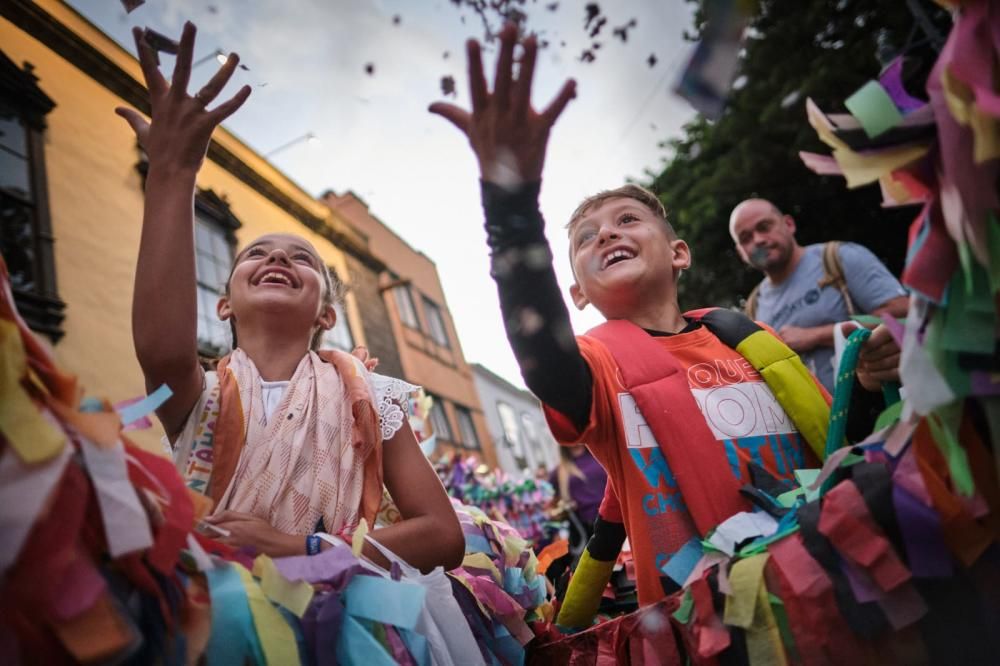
[370,373,422,441]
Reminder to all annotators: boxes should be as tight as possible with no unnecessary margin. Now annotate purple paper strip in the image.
[878,582,928,630]
[879,57,927,113]
[316,593,346,666]
[841,558,879,603]
[970,371,1000,396]
[892,485,953,577]
[274,546,362,580]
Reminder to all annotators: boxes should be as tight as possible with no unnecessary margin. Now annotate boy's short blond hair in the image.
[566,184,676,240]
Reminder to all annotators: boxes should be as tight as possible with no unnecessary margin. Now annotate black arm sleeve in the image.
[481,180,592,431]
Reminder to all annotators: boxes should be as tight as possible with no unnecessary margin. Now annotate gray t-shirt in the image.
[754,242,906,392]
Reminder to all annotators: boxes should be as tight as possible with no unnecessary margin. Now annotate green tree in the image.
[651,0,948,309]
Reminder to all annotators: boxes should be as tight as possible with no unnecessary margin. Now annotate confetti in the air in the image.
[441,75,457,97]
[120,0,145,14]
[141,28,179,66]
[647,53,658,67]
[364,62,375,76]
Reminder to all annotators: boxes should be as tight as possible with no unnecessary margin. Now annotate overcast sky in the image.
[69,0,698,389]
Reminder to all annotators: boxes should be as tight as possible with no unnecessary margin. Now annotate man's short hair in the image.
[566,184,676,239]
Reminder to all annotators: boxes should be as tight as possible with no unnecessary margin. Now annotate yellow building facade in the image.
[1,0,369,451]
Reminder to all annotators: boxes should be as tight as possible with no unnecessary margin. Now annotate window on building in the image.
[520,412,547,464]
[422,297,450,348]
[192,191,240,356]
[428,395,454,441]
[455,405,480,449]
[0,54,64,341]
[322,299,355,351]
[393,284,420,329]
[497,402,525,460]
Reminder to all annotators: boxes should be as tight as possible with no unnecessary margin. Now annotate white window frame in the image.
[193,213,234,355]
[322,299,355,351]
[429,395,454,441]
[393,284,420,329]
[422,296,451,348]
[455,405,480,449]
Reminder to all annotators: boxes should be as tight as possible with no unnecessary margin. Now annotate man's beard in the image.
[749,245,771,269]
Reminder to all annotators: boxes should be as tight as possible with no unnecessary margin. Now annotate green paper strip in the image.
[874,401,904,433]
[850,314,883,326]
[673,588,694,624]
[927,410,974,497]
[989,213,1000,292]
[768,593,800,663]
[845,80,905,138]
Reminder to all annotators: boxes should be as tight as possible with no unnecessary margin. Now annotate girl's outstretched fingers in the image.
[208,84,252,124]
[115,107,150,145]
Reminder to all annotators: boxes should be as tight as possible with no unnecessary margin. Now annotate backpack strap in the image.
[744,283,761,319]
[818,241,856,316]
[586,320,748,535]
[690,308,833,461]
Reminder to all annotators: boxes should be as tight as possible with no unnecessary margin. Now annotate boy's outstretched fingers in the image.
[429,22,576,183]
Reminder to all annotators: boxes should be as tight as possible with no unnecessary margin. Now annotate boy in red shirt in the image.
[431,25,898,612]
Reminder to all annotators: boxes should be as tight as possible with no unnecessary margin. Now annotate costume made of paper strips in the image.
[555,308,832,626]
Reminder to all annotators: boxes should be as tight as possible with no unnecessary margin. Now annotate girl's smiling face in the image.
[219,233,335,346]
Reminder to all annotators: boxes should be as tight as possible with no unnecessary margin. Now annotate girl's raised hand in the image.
[115,22,251,175]
[429,23,576,185]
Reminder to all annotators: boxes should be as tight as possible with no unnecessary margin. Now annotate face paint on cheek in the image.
[749,246,770,268]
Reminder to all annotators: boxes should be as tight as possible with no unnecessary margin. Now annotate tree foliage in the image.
[649,0,949,310]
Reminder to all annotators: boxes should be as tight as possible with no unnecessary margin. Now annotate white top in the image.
[259,379,290,424]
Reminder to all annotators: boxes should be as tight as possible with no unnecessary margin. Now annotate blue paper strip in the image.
[465,534,493,554]
[398,628,430,666]
[344,575,426,630]
[205,563,261,666]
[661,537,703,586]
[117,383,173,426]
[336,615,397,666]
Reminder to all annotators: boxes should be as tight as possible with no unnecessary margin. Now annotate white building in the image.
[470,364,559,477]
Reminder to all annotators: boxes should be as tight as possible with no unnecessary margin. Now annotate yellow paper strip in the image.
[723,553,770,629]
[832,143,929,189]
[0,320,65,463]
[462,552,503,584]
[352,518,369,558]
[253,555,315,618]
[746,580,789,666]
[234,562,299,666]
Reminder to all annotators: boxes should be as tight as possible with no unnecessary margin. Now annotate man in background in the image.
[731,198,908,392]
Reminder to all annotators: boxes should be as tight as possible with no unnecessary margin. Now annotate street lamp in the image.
[265,132,318,158]
[193,49,227,69]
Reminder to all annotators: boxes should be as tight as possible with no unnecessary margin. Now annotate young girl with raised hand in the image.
[118,22,464,571]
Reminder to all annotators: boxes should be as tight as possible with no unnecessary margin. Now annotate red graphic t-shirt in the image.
[544,325,825,606]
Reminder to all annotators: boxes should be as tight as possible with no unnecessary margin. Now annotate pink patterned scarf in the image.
[212,348,382,536]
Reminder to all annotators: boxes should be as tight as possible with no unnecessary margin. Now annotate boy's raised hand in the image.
[116,22,250,175]
[430,23,576,185]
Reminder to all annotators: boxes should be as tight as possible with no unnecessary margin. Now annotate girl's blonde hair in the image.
[223,245,340,352]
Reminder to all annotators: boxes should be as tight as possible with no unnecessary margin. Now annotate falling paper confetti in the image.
[441,75,456,97]
[141,28,179,66]
[584,3,601,29]
[120,0,145,13]
[647,53,657,67]
[392,14,401,25]
[579,49,596,63]
[364,62,375,76]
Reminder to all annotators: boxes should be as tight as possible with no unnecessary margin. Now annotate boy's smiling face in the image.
[568,197,690,318]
